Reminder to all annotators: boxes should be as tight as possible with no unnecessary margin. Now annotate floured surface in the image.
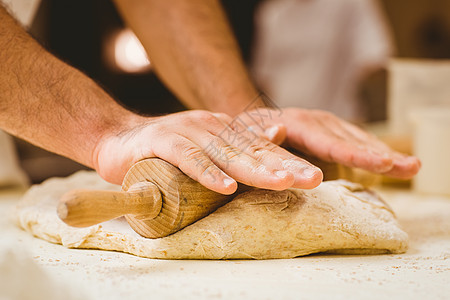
[1,185,449,299]
[14,171,407,259]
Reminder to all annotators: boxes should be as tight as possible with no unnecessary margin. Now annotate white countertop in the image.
[1,186,449,300]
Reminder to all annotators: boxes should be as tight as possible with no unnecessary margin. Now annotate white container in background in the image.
[412,107,450,196]
[389,59,450,136]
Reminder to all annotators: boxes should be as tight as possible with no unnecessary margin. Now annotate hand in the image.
[92,110,323,194]
[236,107,421,179]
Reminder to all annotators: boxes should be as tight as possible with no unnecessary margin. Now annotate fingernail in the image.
[275,170,290,179]
[381,152,392,160]
[264,126,278,141]
[369,149,391,160]
[406,156,421,166]
[223,177,236,188]
[282,159,304,170]
[302,167,319,179]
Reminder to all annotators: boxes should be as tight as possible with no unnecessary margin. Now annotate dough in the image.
[14,171,408,259]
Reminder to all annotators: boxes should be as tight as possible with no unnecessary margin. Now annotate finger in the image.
[382,153,421,179]
[295,119,394,174]
[307,115,392,170]
[339,121,396,155]
[338,122,421,177]
[173,113,298,191]
[297,131,394,174]
[329,142,394,174]
[223,122,322,189]
[199,134,296,191]
[152,134,238,194]
[278,109,418,179]
[243,140,323,189]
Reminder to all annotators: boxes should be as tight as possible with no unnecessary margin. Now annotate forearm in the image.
[113,0,262,116]
[0,5,326,191]
[0,6,140,169]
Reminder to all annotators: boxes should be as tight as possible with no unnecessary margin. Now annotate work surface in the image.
[1,186,449,300]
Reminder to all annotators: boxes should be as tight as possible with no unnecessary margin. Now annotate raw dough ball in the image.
[14,171,408,259]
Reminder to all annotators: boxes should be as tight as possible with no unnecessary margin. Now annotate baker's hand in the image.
[237,107,421,179]
[92,110,322,194]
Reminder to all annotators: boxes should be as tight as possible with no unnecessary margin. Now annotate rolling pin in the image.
[57,158,235,238]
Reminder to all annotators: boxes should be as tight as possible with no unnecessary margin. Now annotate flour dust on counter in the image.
[14,171,408,259]
[0,242,84,300]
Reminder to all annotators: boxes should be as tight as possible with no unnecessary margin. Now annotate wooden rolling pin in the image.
[57,158,234,238]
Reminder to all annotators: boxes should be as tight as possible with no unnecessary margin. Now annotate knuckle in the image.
[180,144,204,161]
[315,110,336,120]
[177,116,196,128]
[176,146,209,179]
[164,138,201,161]
[220,144,241,160]
[147,121,166,136]
[247,139,278,154]
[246,143,267,154]
[212,112,232,123]
[205,137,242,162]
[167,138,185,153]
[286,108,305,120]
[202,138,222,156]
[246,144,271,162]
[190,110,217,123]
[174,110,214,128]
[200,164,220,180]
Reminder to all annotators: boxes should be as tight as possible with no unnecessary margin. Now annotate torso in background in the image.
[251,0,393,122]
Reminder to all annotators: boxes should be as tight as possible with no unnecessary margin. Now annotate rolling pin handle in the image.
[127,182,162,219]
[58,181,162,228]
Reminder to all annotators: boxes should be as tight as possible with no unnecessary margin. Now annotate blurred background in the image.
[6,0,450,184]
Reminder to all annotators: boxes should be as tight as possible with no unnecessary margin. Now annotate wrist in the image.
[90,110,149,177]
